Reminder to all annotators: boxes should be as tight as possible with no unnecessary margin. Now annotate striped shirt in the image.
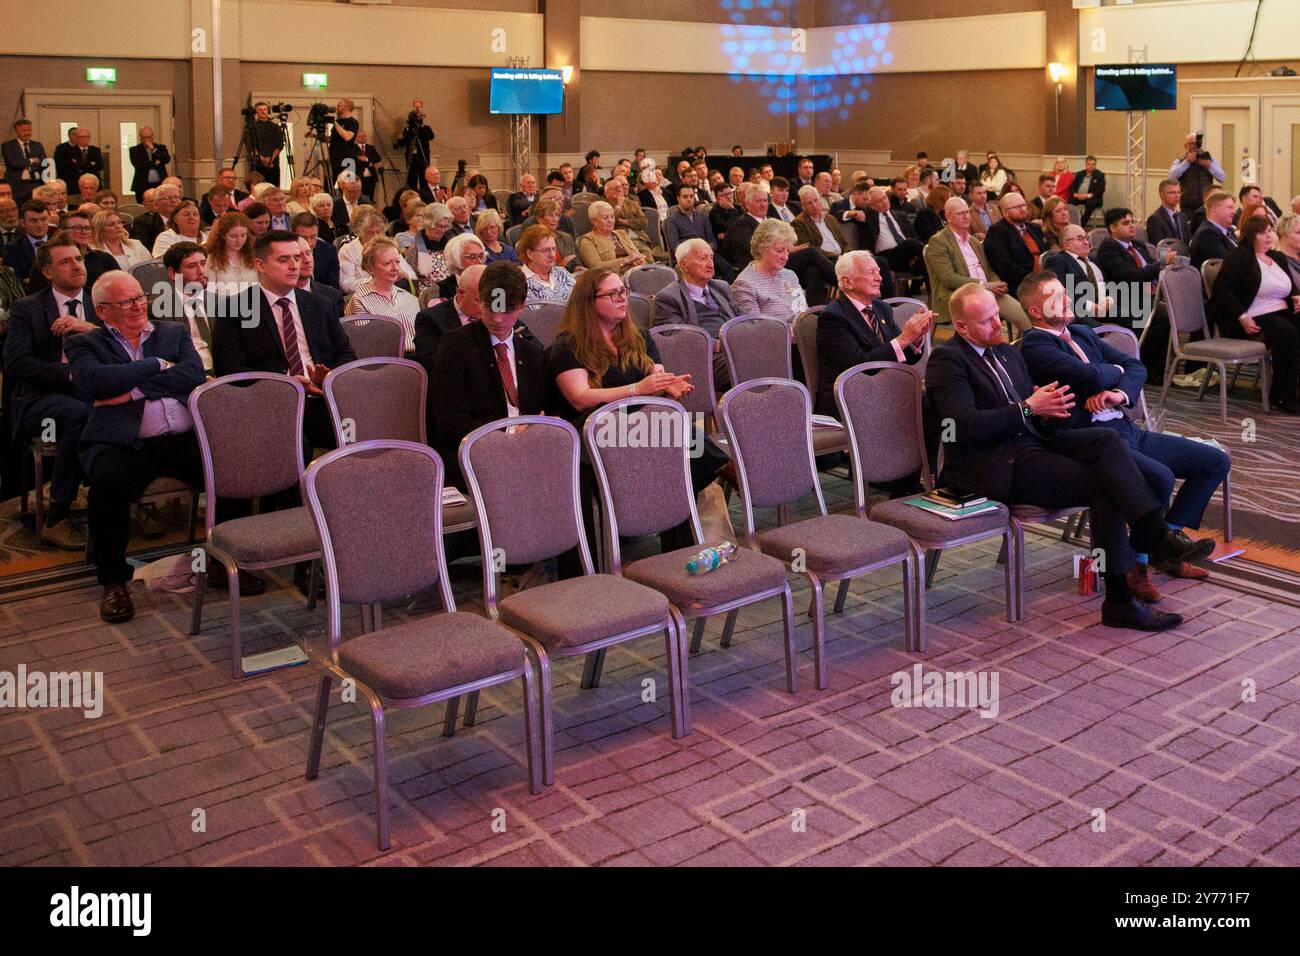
[345,279,421,351]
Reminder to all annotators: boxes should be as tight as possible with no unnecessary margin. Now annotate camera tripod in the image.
[302,123,333,191]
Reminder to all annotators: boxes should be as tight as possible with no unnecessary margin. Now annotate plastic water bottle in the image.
[686,541,738,575]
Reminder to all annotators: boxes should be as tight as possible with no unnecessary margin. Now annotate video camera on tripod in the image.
[307,103,335,134]
[242,102,294,121]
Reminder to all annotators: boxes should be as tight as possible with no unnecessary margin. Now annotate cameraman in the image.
[396,100,434,190]
[328,99,359,181]
[249,102,285,186]
[1170,133,1225,216]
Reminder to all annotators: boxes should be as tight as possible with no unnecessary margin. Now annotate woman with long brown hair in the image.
[204,211,257,291]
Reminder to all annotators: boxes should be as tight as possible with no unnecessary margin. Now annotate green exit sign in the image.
[302,73,328,89]
[86,67,117,84]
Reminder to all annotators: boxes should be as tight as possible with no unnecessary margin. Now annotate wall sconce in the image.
[561,65,574,85]
[1048,62,1067,133]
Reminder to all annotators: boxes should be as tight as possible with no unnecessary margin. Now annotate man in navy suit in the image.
[292,212,339,288]
[67,270,206,622]
[211,230,356,450]
[1189,190,1239,268]
[1145,179,1192,247]
[2,201,50,283]
[983,192,1048,296]
[1094,207,1176,328]
[814,250,932,418]
[2,119,46,204]
[925,283,1206,631]
[1018,271,1226,601]
[294,236,343,320]
[1046,224,1111,326]
[2,236,100,549]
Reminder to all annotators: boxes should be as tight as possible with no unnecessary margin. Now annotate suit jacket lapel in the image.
[260,289,287,361]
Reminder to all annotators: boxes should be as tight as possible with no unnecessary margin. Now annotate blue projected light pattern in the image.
[718,0,891,127]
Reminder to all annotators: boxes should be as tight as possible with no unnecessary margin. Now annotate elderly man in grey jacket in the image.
[651,237,739,389]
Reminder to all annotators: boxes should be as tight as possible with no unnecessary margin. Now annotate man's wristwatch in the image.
[1018,399,1034,421]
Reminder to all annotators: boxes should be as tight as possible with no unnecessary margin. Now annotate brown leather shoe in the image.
[1165,560,1209,580]
[39,518,87,551]
[100,583,135,623]
[1125,564,1163,603]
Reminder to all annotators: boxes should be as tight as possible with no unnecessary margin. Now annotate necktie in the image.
[1226,230,1238,248]
[1019,226,1041,272]
[884,212,903,244]
[276,297,306,376]
[60,299,79,362]
[860,302,885,342]
[984,351,1021,404]
[493,342,519,408]
[1059,327,1090,365]
[1128,244,1145,269]
[1169,208,1181,241]
[188,297,212,346]
[66,298,79,318]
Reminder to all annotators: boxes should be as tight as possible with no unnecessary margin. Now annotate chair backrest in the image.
[506,224,524,245]
[190,373,306,528]
[1093,324,1156,428]
[571,191,596,205]
[625,263,677,296]
[325,357,427,446]
[1200,257,1223,299]
[305,441,453,647]
[649,324,717,418]
[333,235,350,249]
[522,299,566,348]
[572,202,592,237]
[1133,224,1149,246]
[1162,264,1213,337]
[417,286,443,309]
[115,212,134,229]
[1066,204,1082,226]
[130,259,168,299]
[342,313,405,358]
[719,379,825,535]
[835,363,928,513]
[719,314,793,386]
[642,205,663,249]
[839,218,862,252]
[461,416,591,611]
[584,397,701,570]
[883,297,934,369]
[117,203,147,219]
[1088,227,1108,252]
[493,188,513,215]
[627,291,653,330]
[792,307,826,392]
[1158,238,1190,260]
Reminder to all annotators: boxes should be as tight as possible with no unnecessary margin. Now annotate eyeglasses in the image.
[102,294,148,310]
[595,288,628,301]
[461,251,486,263]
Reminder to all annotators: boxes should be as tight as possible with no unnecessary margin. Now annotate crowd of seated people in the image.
[6,130,1295,641]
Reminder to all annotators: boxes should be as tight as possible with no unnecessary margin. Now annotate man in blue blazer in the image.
[1018,270,1226,601]
[1189,190,1239,268]
[2,236,100,549]
[2,120,47,204]
[66,269,206,622]
[1045,224,1110,327]
[2,201,50,284]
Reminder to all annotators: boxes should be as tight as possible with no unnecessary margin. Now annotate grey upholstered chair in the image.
[584,397,799,690]
[883,296,935,374]
[650,324,719,426]
[1157,263,1269,423]
[791,306,849,458]
[130,260,168,305]
[627,291,653,331]
[1199,257,1223,299]
[417,287,443,310]
[303,440,543,850]
[719,314,792,386]
[835,362,1020,629]
[1097,323,1234,542]
[324,357,427,445]
[719,378,921,688]
[522,300,566,349]
[189,373,323,679]
[341,314,406,359]
[459,416,689,784]
[625,263,677,296]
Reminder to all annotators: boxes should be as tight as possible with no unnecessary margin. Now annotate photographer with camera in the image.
[247,102,286,187]
[395,100,435,190]
[1171,132,1225,216]
[326,99,358,183]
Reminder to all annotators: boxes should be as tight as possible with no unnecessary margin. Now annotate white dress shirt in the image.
[490,329,520,419]
[180,291,214,371]
[262,285,314,373]
[953,231,987,282]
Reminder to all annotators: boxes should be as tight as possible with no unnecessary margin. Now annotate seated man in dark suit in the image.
[2,236,100,549]
[814,250,932,418]
[67,270,206,622]
[1046,224,1113,326]
[861,186,922,289]
[211,230,357,450]
[1189,190,1240,267]
[664,184,734,282]
[153,241,217,375]
[708,184,740,246]
[925,282,1207,631]
[1145,179,1192,247]
[431,262,545,489]
[1068,155,1106,226]
[199,186,233,228]
[292,212,339,288]
[294,236,343,320]
[1018,271,1226,602]
[331,174,371,237]
[651,238,739,390]
[983,192,1048,296]
[2,201,50,283]
[414,263,484,443]
[131,183,181,251]
[1094,207,1176,328]
[25,211,116,295]
[506,173,539,227]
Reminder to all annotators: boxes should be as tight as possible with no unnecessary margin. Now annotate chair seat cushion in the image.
[623,544,788,614]
[339,612,523,700]
[211,507,319,565]
[140,477,192,498]
[757,513,910,577]
[442,498,477,533]
[499,573,669,649]
[1010,503,1086,522]
[1181,338,1267,360]
[812,425,848,455]
[869,498,1008,545]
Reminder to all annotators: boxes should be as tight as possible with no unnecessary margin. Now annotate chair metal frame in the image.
[459,415,690,786]
[302,439,542,850]
[324,356,428,446]
[341,313,406,359]
[835,362,1021,626]
[584,397,799,691]
[188,373,323,679]
[719,378,921,687]
[791,306,849,457]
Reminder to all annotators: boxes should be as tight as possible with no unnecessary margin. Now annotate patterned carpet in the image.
[3,473,1299,867]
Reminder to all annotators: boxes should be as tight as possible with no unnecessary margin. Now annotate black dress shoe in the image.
[206,565,266,596]
[1152,530,1214,571]
[100,583,135,623]
[1101,598,1183,631]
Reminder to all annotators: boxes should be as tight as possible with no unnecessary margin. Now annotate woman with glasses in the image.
[578,200,649,275]
[343,206,417,293]
[475,210,517,264]
[90,210,151,269]
[397,202,450,295]
[517,225,576,303]
[438,232,487,299]
[151,200,206,259]
[345,236,421,354]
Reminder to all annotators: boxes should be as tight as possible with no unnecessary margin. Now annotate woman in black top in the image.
[1208,216,1300,412]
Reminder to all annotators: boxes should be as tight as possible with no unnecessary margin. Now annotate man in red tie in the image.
[983,192,1047,295]
[1094,207,1177,329]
